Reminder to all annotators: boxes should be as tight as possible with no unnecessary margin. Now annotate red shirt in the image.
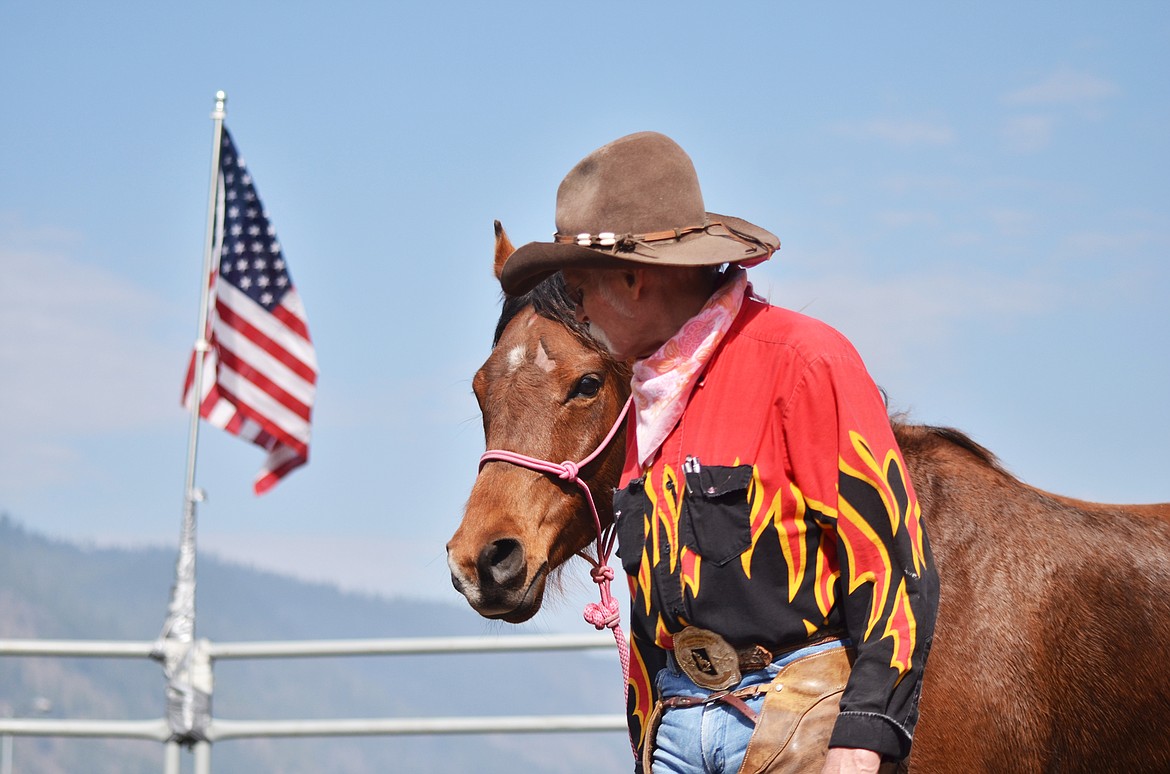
[615,297,938,761]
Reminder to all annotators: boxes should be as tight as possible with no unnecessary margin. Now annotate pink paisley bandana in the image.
[631,270,749,467]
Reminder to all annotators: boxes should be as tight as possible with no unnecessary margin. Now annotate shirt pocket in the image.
[614,478,649,576]
[680,461,754,567]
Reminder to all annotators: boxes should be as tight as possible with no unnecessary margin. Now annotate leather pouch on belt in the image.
[640,698,666,774]
[737,646,855,774]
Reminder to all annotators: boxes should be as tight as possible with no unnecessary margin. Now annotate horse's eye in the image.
[570,374,603,399]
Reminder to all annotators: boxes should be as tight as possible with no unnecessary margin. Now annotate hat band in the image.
[554,223,709,249]
[554,221,773,257]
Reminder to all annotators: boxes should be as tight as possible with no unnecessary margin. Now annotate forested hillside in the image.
[0,516,630,773]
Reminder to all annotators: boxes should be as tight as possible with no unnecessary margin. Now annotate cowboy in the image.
[499,132,939,774]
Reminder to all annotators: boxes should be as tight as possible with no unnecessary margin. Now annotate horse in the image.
[447,223,1170,772]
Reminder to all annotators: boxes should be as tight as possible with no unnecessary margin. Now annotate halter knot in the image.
[557,461,580,481]
[590,564,615,584]
[583,598,621,630]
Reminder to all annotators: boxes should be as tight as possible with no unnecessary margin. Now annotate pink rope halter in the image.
[477,397,633,705]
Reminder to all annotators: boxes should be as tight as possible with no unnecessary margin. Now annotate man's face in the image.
[562,268,644,361]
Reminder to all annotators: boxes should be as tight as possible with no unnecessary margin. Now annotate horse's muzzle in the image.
[446,537,548,623]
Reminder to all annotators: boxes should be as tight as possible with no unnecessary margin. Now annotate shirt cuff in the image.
[828,711,912,760]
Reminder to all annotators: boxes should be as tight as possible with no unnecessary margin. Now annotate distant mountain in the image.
[0,515,632,773]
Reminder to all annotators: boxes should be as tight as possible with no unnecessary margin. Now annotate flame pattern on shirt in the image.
[614,299,938,762]
[619,431,930,753]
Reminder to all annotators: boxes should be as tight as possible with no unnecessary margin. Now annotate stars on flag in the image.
[217,143,292,313]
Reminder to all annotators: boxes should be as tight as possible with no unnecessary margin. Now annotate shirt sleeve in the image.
[782,351,939,760]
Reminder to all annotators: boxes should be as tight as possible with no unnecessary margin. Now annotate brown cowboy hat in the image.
[500,131,779,296]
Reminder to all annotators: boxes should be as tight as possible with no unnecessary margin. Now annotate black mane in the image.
[493,273,602,353]
[892,418,1010,476]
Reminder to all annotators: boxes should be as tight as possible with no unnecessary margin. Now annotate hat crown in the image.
[498,131,778,297]
[554,132,707,237]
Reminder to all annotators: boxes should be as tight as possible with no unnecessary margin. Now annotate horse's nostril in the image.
[478,538,526,588]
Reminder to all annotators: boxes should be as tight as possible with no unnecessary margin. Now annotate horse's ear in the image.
[493,220,515,281]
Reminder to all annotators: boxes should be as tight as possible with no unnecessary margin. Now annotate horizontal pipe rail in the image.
[0,639,156,658]
[0,714,627,741]
[0,633,616,661]
[207,633,615,659]
[208,714,626,741]
[0,717,170,741]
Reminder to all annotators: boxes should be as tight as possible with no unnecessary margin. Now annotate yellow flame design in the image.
[882,577,918,680]
[814,523,840,621]
[737,466,772,579]
[775,483,809,602]
[627,639,654,748]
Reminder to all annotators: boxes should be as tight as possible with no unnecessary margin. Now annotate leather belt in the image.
[670,627,845,692]
[660,684,768,725]
[735,643,775,673]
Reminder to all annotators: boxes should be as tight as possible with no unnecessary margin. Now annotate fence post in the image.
[163,740,181,774]
[194,741,211,774]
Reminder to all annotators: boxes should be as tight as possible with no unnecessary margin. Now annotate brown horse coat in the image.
[448,224,1170,772]
[894,424,1170,772]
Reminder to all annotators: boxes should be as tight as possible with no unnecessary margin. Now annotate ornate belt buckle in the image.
[673,626,741,691]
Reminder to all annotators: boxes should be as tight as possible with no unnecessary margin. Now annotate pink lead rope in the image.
[478,397,634,711]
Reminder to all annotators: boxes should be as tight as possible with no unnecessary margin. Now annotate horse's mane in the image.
[493,274,615,362]
[928,426,1000,467]
[891,418,1010,476]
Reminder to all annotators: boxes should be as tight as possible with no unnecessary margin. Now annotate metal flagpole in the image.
[153,90,227,774]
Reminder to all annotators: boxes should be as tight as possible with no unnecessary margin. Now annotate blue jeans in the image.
[650,639,847,774]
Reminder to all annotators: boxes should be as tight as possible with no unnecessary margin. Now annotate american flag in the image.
[182,127,317,494]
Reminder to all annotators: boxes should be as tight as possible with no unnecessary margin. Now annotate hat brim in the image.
[500,213,779,296]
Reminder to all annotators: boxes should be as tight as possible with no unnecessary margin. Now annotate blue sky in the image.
[2,3,1167,633]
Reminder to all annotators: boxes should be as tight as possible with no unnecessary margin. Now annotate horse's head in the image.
[447,223,631,623]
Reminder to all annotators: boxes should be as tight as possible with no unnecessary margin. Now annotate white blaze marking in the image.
[534,341,557,373]
[506,344,527,373]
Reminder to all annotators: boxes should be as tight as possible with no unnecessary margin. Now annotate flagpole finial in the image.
[212,91,227,119]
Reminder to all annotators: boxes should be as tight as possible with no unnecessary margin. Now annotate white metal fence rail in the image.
[0,633,626,773]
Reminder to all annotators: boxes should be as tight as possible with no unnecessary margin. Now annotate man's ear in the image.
[625,268,646,300]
